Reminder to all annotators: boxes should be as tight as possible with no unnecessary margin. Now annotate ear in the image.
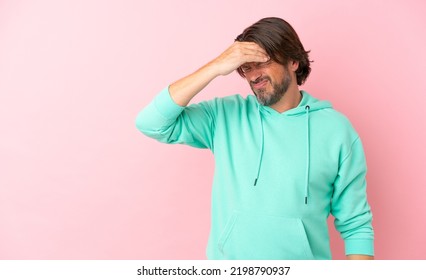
[289,60,299,72]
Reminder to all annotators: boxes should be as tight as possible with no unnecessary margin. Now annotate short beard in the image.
[251,72,291,106]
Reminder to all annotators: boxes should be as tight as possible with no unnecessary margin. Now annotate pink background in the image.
[1,0,425,260]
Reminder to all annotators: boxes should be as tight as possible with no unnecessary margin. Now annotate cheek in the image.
[272,70,290,84]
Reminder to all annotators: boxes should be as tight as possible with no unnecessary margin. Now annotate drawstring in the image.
[254,103,264,186]
[253,103,312,205]
[304,105,311,204]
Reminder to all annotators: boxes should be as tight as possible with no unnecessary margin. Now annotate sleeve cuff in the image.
[153,86,185,120]
[345,238,374,256]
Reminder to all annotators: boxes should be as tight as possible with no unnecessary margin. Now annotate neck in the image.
[269,83,302,113]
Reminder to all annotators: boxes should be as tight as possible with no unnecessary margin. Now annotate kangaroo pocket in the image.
[218,212,315,260]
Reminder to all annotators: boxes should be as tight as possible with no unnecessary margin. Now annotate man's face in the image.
[241,60,292,106]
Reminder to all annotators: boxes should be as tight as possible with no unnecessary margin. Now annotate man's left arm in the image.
[331,137,375,259]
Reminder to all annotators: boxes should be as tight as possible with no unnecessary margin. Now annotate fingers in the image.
[233,41,269,63]
[211,41,269,76]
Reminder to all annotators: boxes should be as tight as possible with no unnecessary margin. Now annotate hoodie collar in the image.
[258,90,332,117]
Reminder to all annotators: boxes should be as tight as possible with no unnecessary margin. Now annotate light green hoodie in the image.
[136,87,374,260]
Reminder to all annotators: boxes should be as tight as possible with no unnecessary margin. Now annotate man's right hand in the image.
[209,42,270,76]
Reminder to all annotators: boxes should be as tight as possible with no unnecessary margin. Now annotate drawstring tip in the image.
[253,178,258,186]
[305,197,308,204]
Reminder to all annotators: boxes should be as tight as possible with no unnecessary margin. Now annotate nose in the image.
[245,68,263,82]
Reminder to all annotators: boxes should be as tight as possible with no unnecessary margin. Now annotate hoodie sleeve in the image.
[135,86,215,149]
[331,136,374,256]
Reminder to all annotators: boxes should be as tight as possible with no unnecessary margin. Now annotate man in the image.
[136,17,374,260]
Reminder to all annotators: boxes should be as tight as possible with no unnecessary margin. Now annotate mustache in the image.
[250,76,271,86]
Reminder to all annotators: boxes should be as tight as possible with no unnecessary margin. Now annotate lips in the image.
[251,78,269,89]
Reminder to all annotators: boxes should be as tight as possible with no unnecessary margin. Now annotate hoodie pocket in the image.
[218,212,314,260]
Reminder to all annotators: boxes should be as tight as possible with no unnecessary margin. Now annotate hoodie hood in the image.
[253,90,333,205]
